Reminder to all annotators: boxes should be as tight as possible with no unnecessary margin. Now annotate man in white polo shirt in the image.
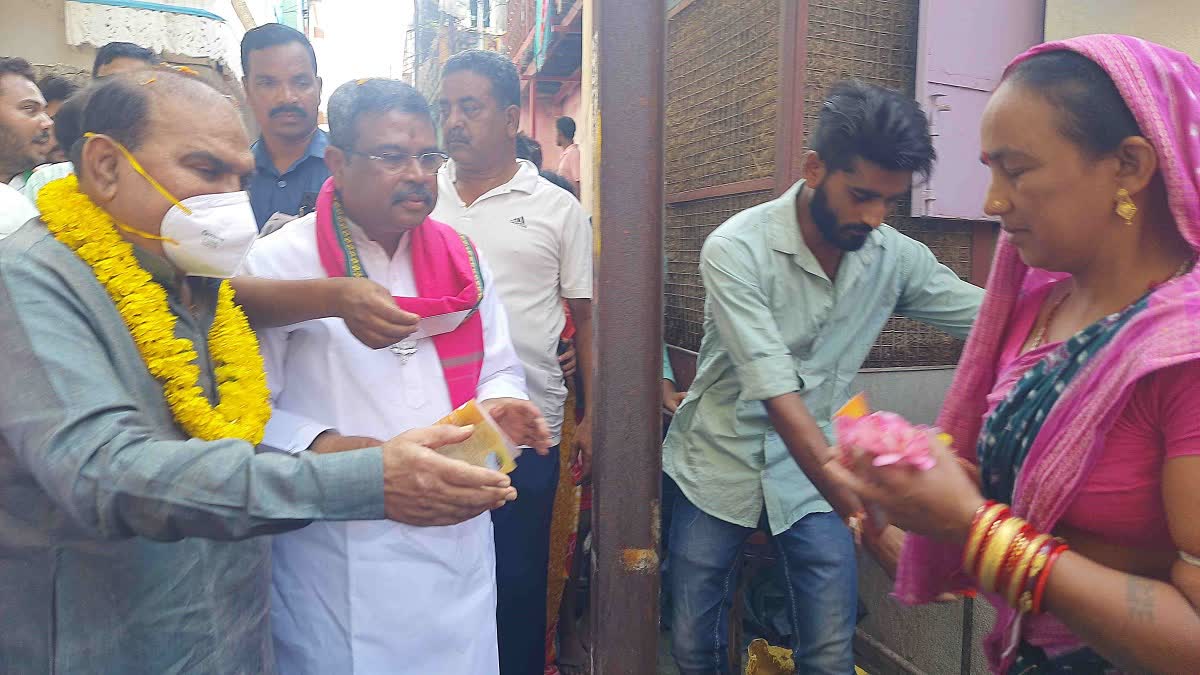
[433,48,594,675]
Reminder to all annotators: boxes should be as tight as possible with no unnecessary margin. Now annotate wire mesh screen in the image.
[662,0,977,367]
[804,0,971,368]
[664,191,775,350]
[802,0,921,148]
[864,216,973,368]
[665,0,780,194]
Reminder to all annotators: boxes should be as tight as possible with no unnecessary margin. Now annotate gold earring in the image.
[989,199,1007,212]
[1115,188,1137,225]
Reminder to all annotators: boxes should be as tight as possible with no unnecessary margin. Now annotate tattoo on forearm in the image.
[1127,576,1155,624]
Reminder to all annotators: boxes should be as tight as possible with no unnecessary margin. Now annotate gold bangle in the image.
[980,516,1025,593]
[1018,539,1056,612]
[1000,530,1032,604]
[973,510,1013,579]
[1007,533,1051,609]
[963,503,1009,573]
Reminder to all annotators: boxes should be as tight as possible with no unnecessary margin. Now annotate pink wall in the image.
[520,83,583,172]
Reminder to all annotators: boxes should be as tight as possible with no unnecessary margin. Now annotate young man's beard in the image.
[810,184,871,252]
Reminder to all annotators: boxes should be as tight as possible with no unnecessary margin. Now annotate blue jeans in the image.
[492,444,561,675]
[668,494,857,675]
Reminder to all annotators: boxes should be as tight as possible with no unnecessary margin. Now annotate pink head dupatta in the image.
[313,177,485,408]
[893,35,1200,672]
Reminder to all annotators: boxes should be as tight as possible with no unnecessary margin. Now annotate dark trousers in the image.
[669,495,857,675]
[493,444,561,675]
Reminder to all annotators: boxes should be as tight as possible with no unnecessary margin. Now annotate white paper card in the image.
[412,309,474,340]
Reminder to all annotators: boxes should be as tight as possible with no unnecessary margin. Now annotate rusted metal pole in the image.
[530,76,539,139]
[587,0,665,671]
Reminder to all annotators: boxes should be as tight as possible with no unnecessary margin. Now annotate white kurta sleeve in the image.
[257,325,335,455]
[243,232,336,455]
[474,253,529,403]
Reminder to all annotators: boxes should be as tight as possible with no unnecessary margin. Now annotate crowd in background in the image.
[1,22,1200,675]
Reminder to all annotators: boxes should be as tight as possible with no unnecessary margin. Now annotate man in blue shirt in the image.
[241,23,328,231]
[663,81,984,675]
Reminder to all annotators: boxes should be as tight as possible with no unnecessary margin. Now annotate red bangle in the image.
[1032,544,1069,614]
[1018,539,1056,611]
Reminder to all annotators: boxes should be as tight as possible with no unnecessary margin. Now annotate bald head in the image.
[75,69,254,258]
[71,69,240,171]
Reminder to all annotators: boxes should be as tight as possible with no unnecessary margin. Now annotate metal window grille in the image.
[665,191,775,350]
[664,0,978,368]
[666,0,780,194]
[806,0,972,368]
[865,216,972,368]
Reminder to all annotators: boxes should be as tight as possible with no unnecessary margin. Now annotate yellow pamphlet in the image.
[835,393,870,420]
[434,399,519,473]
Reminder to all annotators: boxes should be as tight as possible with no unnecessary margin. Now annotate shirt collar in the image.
[9,168,34,191]
[769,178,886,280]
[768,179,825,279]
[343,213,412,268]
[440,158,540,206]
[252,128,329,176]
[133,244,183,290]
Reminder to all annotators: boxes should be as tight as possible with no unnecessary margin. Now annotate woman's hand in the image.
[828,433,986,545]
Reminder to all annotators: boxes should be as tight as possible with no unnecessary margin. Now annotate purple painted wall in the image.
[914,0,1045,220]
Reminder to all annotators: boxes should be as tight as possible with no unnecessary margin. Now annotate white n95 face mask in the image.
[159,190,258,279]
[84,131,260,279]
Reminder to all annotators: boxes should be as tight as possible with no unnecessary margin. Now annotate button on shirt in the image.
[248,129,330,229]
[663,180,983,535]
[432,159,593,444]
[246,214,526,675]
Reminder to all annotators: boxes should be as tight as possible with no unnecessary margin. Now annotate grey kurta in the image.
[0,221,386,674]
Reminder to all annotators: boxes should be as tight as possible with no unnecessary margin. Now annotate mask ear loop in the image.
[82,132,185,245]
[83,132,193,216]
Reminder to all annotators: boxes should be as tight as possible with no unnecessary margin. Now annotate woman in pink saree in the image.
[833,35,1200,673]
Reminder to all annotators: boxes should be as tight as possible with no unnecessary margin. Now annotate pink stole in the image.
[314,177,484,408]
[894,35,1200,673]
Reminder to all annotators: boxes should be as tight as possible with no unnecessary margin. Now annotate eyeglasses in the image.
[343,149,449,175]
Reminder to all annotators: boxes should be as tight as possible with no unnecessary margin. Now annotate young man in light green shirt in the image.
[663,81,984,675]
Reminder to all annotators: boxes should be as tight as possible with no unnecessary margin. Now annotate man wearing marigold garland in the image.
[0,70,521,674]
[244,77,549,675]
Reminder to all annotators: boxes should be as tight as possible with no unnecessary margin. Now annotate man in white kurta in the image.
[243,78,541,675]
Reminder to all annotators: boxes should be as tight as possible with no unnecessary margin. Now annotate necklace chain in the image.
[1029,291,1070,350]
[1030,255,1196,350]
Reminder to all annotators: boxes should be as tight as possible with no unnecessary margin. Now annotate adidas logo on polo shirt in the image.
[510,216,527,227]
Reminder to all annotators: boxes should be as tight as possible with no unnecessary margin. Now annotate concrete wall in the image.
[2,0,255,133]
[850,367,954,426]
[0,0,250,72]
[1,0,95,70]
[1045,0,1200,59]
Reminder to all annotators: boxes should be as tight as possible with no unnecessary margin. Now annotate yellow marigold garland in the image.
[37,175,270,444]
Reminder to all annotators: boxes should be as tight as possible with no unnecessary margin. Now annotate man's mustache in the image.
[445,130,470,145]
[269,105,308,119]
[392,185,434,205]
[31,131,50,145]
